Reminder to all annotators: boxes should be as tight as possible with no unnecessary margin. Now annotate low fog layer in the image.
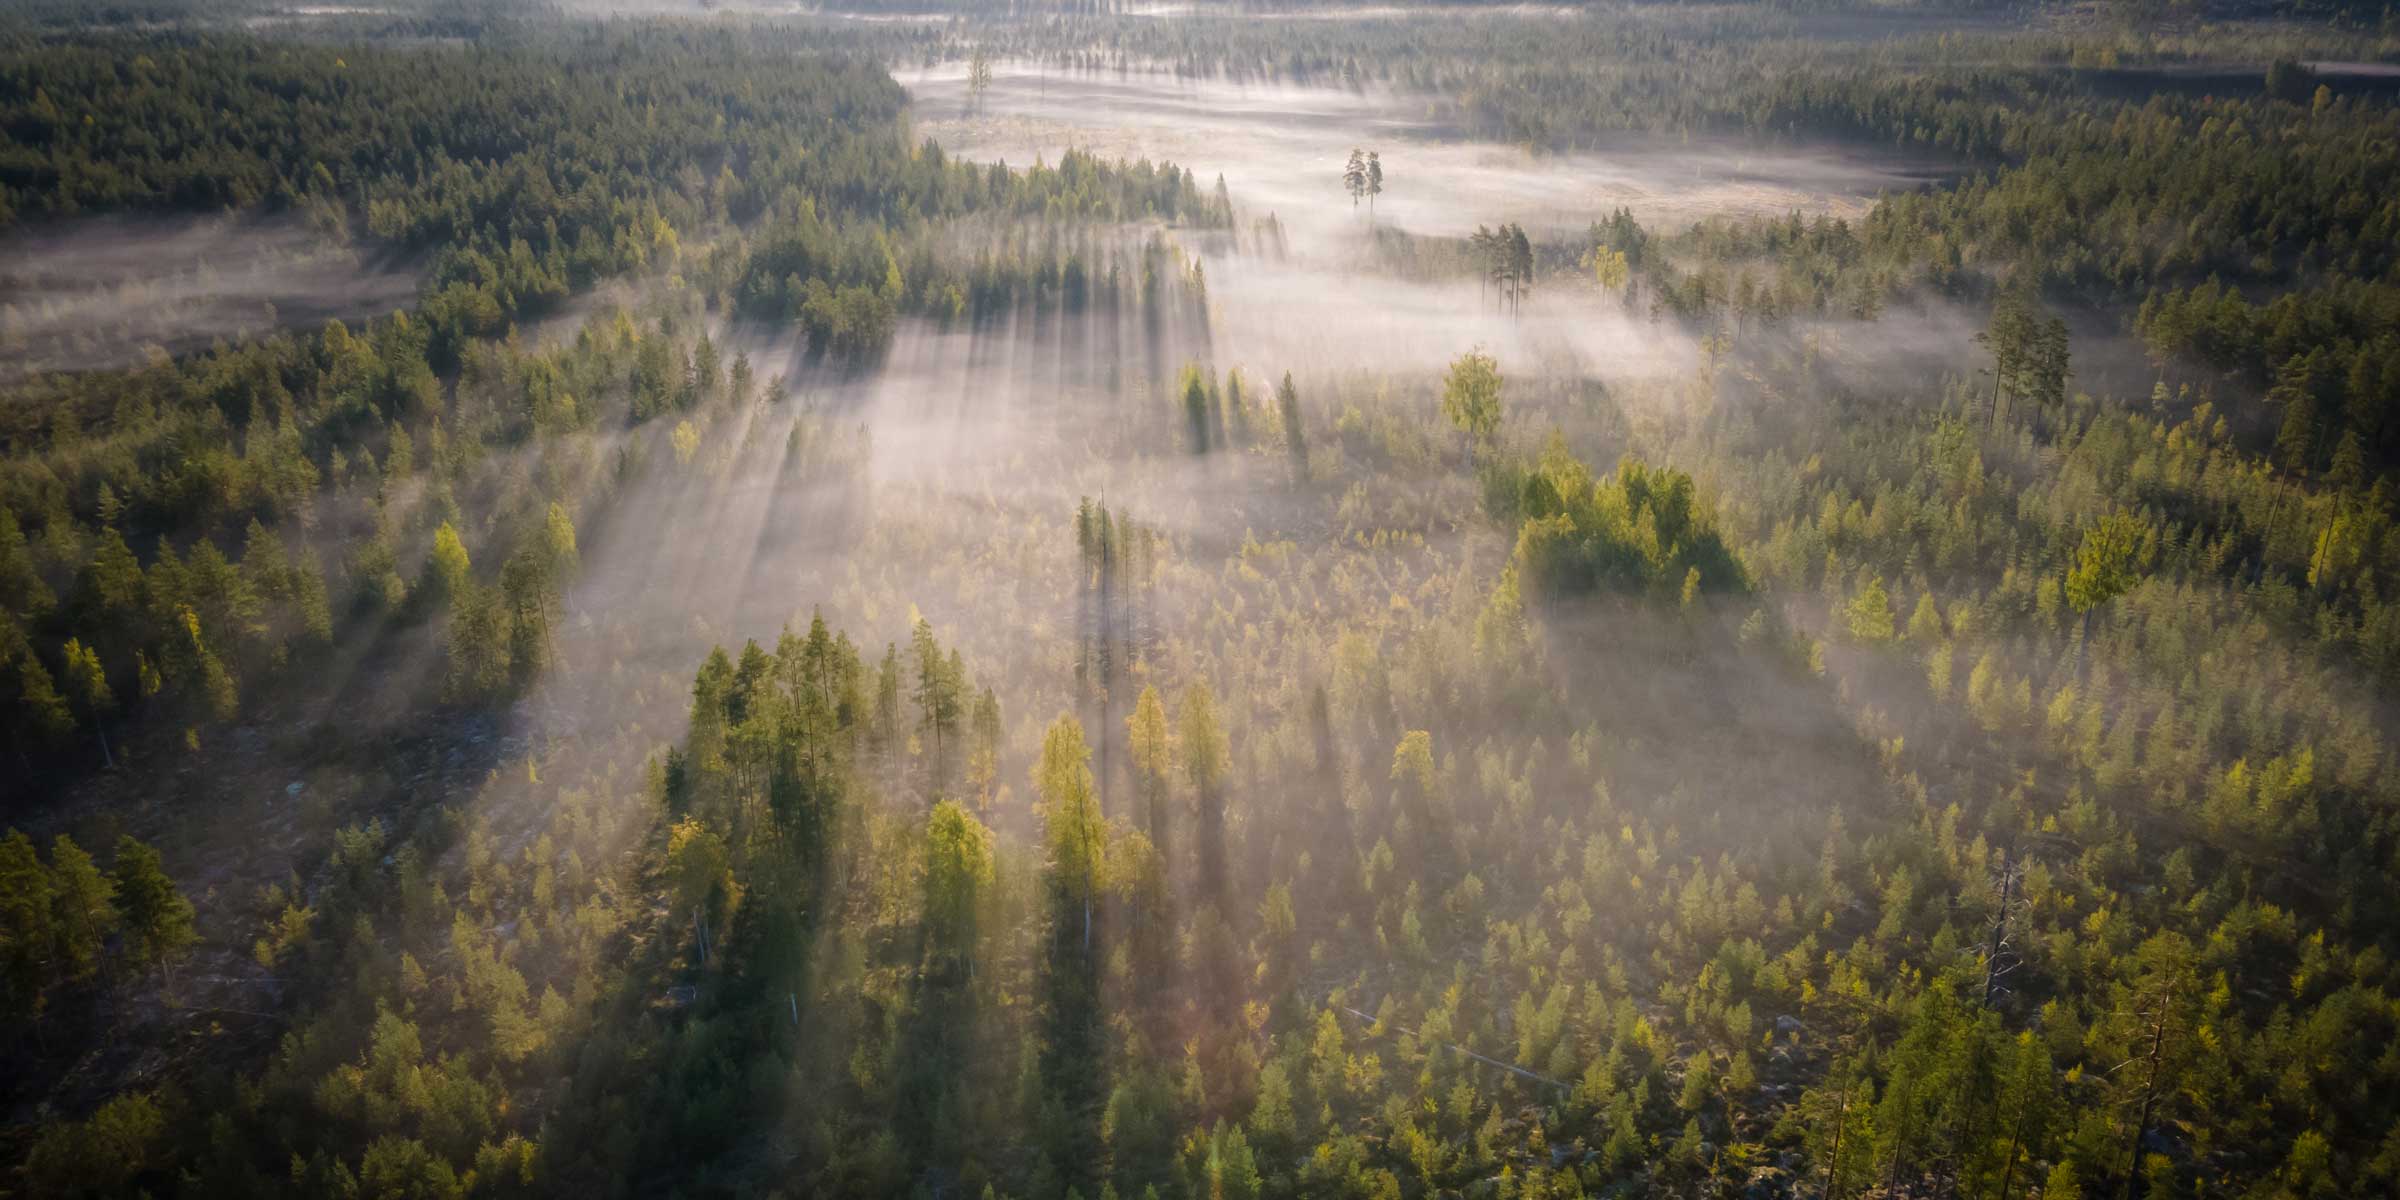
[539,310,1258,752]
[1110,3,1583,19]
[1203,254,1694,382]
[907,65,1715,383]
[909,61,1946,245]
[0,215,421,376]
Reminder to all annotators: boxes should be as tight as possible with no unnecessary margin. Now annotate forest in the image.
[3,2,2400,1199]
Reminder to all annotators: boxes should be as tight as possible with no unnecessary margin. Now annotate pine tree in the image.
[1128,685,1172,864]
[1225,368,1251,449]
[543,502,579,579]
[1037,714,1105,955]
[2108,934,2199,1200]
[912,618,964,799]
[1276,372,1307,480]
[0,829,54,1018]
[1977,282,2037,429]
[85,526,144,624]
[60,639,113,767]
[1033,713,1108,1191]
[10,645,75,745]
[967,46,993,107]
[0,509,55,616]
[443,584,512,702]
[48,835,115,985]
[966,686,1002,813]
[2064,513,2147,681]
[112,837,196,991]
[729,351,755,407]
[1844,576,1895,644]
[427,521,471,608]
[875,642,904,785]
[1990,1033,2058,1200]
[1179,681,1228,905]
[1507,223,1533,313]
[923,799,993,969]
[1183,365,1213,456]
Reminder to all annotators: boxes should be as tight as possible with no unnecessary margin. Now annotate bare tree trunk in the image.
[2120,1009,2169,1200]
[1826,1066,1853,1200]
[1984,846,2014,1007]
[1992,1094,2030,1200]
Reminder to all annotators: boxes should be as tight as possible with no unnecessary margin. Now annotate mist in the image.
[12,12,2393,1199]
[908,60,1948,245]
[0,214,421,377]
[455,57,1965,785]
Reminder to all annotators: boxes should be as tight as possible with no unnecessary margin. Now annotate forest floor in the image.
[2,649,529,1151]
